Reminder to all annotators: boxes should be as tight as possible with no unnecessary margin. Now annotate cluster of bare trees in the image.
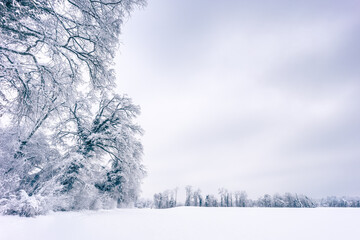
[185,186,203,207]
[152,186,360,209]
[185,187,247,207]
[319,196,360,207]
[184,187,316,208]
[257,193,316,208]
[153,188,178,209]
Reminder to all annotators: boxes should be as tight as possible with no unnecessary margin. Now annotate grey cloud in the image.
[116,0,360,199]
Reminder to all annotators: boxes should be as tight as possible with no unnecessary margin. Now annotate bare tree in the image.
[174,187,178,207]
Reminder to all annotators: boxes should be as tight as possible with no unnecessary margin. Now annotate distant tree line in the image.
[319,196,360,207]
[145,186,360,209]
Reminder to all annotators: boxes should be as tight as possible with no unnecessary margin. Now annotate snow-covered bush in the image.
[0,190,43,217]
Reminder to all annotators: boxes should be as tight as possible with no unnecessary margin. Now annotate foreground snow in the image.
[0,207,359,240]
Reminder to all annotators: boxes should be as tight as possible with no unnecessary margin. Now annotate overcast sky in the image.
[115,0,360,200]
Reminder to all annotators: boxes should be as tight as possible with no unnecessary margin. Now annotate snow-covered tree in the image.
[55,94,145,207]
[234,191,248,207]
[193,189,200,207]
[272,193,286,207]
[257,194,272,207]
[153,189,177,209]
[218,188,232,207]
[185,185,193,206]
[204,194,218,207]
[0,0,146,216]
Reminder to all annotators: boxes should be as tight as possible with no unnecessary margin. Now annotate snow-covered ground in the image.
[0,207,359,240]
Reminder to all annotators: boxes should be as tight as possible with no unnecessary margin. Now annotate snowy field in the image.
[0,207,359,240]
